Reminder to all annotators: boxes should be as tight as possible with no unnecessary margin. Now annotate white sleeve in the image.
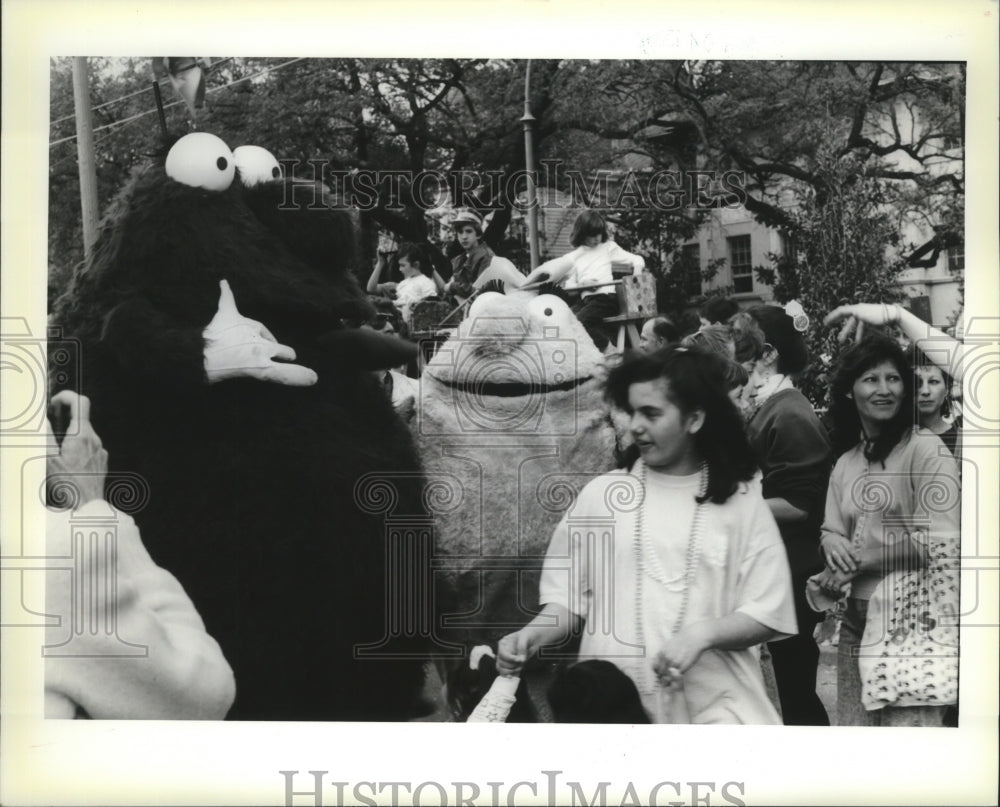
[45,502,236,719]
[417,275,439,299]
[396,276,437,307]
[910,435,961,572]
[538,510,589,618]
[734,492,798,637]
[606,241,645,272]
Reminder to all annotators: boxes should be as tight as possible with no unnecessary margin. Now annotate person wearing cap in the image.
[445,209,495,305]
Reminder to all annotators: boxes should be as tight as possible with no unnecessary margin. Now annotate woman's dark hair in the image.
[828,334,915,462]
[699,296,739,325]
[548,660,650,724]
[911,346,954,418]
[570,210,608,247]
[605,344,758,504]
[396,242,432,277]
[745,305,809,375]
[648,316,680,345]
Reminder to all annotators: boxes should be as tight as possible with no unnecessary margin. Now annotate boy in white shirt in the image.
[367,242,439,325]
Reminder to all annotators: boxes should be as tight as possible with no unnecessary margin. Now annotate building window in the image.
[675,243,701,297]
[728,235,753,294]
[947,244,964,274]
[780,232,798,266]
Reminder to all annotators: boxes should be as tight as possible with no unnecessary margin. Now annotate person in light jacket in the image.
[44,391,236,719]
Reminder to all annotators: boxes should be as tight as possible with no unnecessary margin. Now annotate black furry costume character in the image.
[52,138,432,720]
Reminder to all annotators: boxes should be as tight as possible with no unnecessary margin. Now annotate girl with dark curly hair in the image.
[496,345,797,723]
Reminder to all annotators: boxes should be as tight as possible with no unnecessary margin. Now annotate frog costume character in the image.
[415,276,625,719]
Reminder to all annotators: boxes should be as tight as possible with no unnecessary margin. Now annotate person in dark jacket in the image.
[733,305,833,725]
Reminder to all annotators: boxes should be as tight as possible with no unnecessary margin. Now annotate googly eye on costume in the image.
[233,145,283,188]
[165,132,235,192]
[527,294,574,331]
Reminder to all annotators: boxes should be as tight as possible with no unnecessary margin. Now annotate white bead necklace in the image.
[632,458,709,696]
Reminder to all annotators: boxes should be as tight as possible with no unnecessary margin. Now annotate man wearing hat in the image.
[445,209,495,305]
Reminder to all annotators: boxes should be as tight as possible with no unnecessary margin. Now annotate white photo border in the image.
[2,2,997,805]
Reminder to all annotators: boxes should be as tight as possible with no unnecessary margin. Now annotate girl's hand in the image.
[496,630,532,677]
[653,657,684,691]
[817,567,854,596]
[655,623,711,675]
[821,534,859,575]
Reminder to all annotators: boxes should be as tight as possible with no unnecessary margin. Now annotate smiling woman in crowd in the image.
[809,335,960,726]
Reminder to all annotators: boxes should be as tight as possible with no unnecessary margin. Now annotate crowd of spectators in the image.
[46,203,963,726]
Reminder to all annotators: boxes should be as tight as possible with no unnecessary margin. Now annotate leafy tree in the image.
[49,59,963,327]
[548,60,963,317]
[49,57,168,299]
[673,61,964,262]
[48,56,259,299]
[200,58,531,280]
[755,158,909,405]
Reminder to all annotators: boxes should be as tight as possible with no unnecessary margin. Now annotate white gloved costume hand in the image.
[203,280,317,386]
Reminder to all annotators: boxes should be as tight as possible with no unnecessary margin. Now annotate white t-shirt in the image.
[538,241,645,296]
[539,461,797,724]
[393,274,438,322]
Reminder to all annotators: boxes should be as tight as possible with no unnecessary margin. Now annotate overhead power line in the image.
[49,57,306,149]
[49,58,235,128]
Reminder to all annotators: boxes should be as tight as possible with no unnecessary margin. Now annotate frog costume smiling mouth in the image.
[435,373,593,397]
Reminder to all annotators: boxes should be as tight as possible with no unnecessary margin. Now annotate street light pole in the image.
[521,60,540,271]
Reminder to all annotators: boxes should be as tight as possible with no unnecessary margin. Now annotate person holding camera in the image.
[44,391,235,719]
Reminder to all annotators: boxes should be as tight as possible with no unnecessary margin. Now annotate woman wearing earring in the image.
[808,335,960,726]
[495,346,797,724]
[730,305,833,725]
[913,349,961,459]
